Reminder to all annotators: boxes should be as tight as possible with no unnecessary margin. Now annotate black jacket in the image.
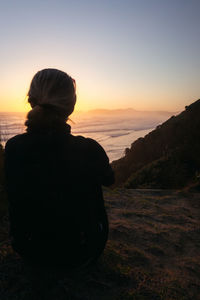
[5,123,114,267]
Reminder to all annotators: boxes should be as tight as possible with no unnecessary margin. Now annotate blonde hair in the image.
[28,68,76,116]
[26,69,76,130]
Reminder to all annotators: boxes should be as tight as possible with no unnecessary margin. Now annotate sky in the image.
[0,0,200,113]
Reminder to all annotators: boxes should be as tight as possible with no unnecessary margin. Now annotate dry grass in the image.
[0,188,200,299]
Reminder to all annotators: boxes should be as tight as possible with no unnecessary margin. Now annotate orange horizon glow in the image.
[0,99,184,114]
[0,75,197,114]
[0,62,199,114]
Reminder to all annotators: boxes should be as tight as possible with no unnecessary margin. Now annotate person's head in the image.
[28,68,76,116]
[26,68,76,130]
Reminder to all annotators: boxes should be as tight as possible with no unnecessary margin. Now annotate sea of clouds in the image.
[0,109,175,162]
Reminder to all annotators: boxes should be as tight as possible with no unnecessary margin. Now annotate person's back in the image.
[5,69,114,269]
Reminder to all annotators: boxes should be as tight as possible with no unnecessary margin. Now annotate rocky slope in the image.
[112,99,200,189]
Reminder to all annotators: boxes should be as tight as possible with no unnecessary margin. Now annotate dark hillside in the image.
[112,99,200,188]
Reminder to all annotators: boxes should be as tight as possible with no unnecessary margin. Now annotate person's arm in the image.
[86,138,115,186]
[4,137,30,240]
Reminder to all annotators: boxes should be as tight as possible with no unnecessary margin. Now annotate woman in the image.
[5,68,114,270]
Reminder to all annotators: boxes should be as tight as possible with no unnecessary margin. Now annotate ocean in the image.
[0,110,173,162]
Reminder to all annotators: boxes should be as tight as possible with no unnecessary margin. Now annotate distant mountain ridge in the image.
[76,108,176,116]
[112,99,200,189]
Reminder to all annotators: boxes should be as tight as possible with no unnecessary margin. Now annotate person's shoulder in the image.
[72,135,104,151]
[5,133,27,151]
[85,137,105,152]
[80,136,109,161]
[69,134,108,160]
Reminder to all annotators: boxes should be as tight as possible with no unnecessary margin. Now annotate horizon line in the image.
[0,107,179,114]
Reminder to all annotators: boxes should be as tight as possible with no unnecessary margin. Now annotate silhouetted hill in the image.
[112,99,200,189]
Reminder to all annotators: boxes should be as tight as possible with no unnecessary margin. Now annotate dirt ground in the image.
[0,188,200,300]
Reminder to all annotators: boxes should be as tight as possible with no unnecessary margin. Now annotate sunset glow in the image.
[0,0,200,113]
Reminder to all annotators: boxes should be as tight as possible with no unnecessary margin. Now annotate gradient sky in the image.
[0,0,200,112]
